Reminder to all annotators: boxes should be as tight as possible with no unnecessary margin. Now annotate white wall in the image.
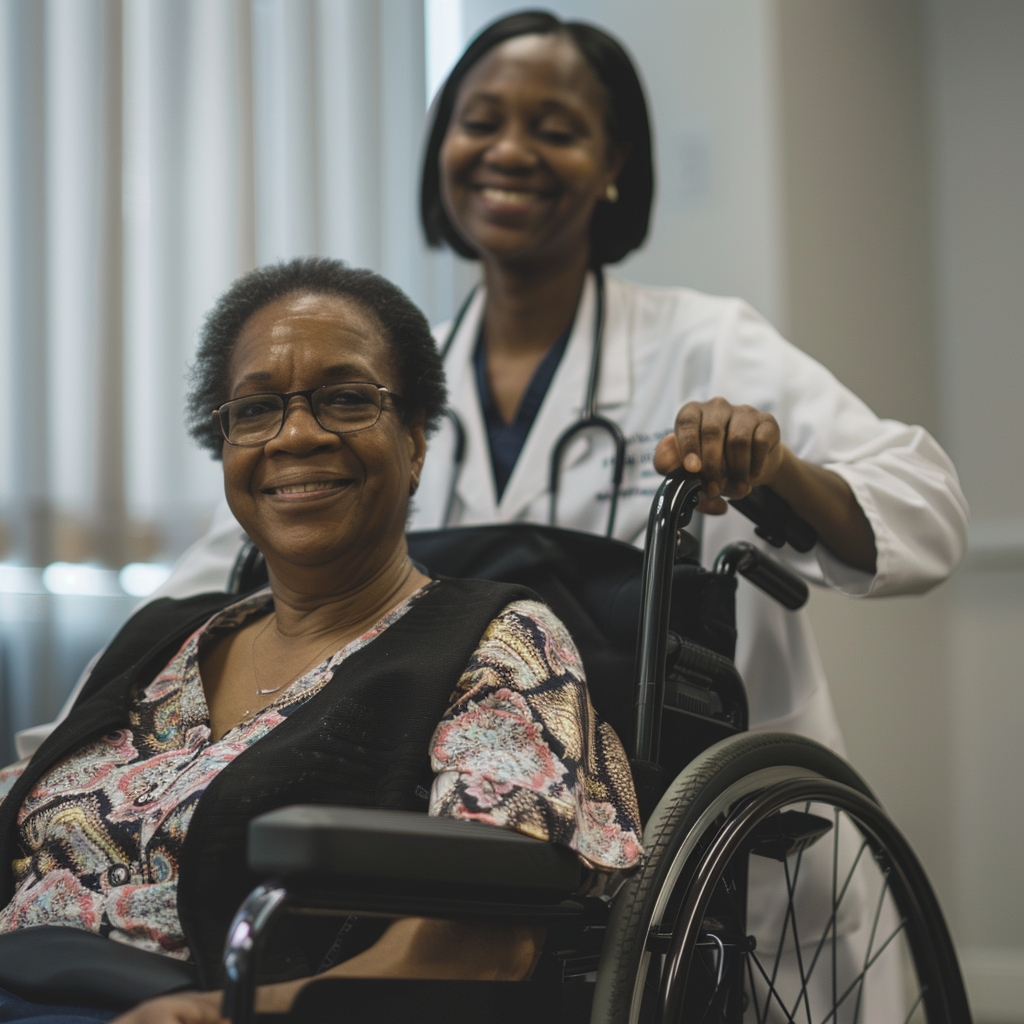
[925,2,1024,1019]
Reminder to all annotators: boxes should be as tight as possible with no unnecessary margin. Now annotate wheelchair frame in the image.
[218,472,973,1024]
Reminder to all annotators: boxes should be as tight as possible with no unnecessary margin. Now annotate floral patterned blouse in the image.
[0,585,641,961]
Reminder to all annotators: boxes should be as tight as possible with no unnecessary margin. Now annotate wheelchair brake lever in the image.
[714,541,809,610]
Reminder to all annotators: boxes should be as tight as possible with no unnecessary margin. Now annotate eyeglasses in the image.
[214,382,403,447]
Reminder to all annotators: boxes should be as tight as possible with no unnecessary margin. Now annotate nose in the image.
[482,122,539,173]
[264,396,339,455]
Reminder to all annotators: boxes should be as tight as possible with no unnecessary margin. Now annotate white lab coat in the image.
[410,273,968,748]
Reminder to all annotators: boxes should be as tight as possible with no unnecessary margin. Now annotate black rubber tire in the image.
[591,732,971,1024]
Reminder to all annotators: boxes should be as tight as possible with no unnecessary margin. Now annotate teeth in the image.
[273,481,340,494]
[481,187,538,204]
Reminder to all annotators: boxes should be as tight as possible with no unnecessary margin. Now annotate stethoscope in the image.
[438,268,626,537]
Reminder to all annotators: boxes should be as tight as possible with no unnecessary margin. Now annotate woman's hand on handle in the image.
[654,397,877,572]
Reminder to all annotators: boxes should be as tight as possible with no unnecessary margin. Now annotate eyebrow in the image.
[234,363,375,392]
[463,91,579,113]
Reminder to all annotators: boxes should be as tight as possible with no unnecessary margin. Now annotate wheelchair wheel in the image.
[593,733,970,1024]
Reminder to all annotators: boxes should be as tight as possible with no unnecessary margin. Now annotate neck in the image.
[264,543,430,645]
[480,247,591,357]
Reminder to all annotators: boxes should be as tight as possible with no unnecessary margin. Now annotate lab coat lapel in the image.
[441,289,500,523]
[594,273,633,412]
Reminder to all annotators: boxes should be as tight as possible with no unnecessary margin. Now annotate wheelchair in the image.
[0,472,971,1023]
[213,471,970,1023]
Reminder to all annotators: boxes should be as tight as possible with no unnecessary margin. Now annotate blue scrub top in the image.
[474,324,573,499]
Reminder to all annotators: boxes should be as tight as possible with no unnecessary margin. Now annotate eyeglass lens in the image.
[221,383,383,445]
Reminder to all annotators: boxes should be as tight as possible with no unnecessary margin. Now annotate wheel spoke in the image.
[783,833,870,1018]
[764,812,812,1009]
[851,866,892,1023]
[901,987,926,1024]
[816,916,909,1024]
[746,949,766,1024]
[748,947,802,1023]
[694,977,725,1023]
[832,807,839,1014]
[782,855,814,1024]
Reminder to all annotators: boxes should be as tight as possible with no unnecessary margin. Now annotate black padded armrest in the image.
[0,925,199,1009]
[249,805,583,902]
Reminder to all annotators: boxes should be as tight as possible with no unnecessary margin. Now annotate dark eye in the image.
[536,119,579,145]
[321,385,374,408]
[234,398,278,420]
[461,117,498,135]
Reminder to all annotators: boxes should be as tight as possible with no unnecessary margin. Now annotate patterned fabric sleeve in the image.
[429,600,643,879]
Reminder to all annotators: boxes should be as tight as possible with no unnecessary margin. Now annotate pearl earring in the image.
[605,182,619,203]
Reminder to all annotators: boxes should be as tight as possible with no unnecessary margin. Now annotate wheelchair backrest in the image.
[406,524,744,779]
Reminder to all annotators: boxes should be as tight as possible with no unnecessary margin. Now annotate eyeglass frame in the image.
[213,382,405,447]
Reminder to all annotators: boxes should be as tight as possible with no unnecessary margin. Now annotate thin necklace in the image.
[247,565,421,705]
[250,613,345,697]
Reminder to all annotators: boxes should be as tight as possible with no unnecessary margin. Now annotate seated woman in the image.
[0,258,641,1023]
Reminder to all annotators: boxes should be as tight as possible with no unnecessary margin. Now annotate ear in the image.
[406,413,427,495]
[605,140,630,189]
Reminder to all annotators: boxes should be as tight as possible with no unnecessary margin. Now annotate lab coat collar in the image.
[441,272,633,523]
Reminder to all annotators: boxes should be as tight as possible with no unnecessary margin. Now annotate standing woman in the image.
[406,16,967,1015]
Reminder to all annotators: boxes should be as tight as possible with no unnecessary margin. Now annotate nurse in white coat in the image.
[411,11,966,750]
[407,15,967,1018]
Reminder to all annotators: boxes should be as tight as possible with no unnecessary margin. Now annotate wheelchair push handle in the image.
[714,541,809,611]
[632,471,813,762]
[632,470,703,763]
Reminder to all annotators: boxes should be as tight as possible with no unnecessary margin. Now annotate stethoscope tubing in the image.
[438,269,626,536]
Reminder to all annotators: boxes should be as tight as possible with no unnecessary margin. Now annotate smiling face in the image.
[438,33,623,271]
[220,291,425,581]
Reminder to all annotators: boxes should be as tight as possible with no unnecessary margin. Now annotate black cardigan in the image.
[0,577,535,987]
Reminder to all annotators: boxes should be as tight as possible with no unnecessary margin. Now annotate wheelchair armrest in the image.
[0,925,199,1010]
[248,805,583,904]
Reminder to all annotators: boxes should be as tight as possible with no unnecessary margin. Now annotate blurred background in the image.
[0,0,1020,1018]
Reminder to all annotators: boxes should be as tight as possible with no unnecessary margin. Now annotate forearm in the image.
[255,917,545,1013]
[769,447,876,572]
[111,918,543,1021]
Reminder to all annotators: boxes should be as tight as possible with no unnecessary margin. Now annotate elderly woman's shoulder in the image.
[474,599,585,681]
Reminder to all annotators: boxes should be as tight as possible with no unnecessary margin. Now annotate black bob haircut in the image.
[186,257,447,458]
[420,10,654,267]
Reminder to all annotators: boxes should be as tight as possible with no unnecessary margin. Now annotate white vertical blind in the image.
[122,0,246,561]
[0,0,453,572]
